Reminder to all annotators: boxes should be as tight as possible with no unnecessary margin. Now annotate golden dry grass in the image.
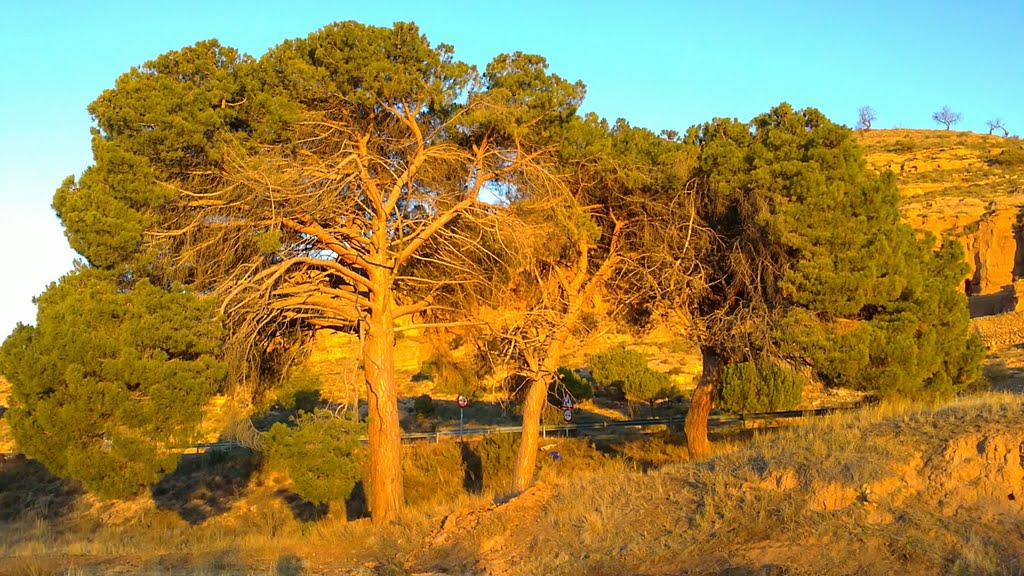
[415,394,1024,576]
[4,394,1024,575]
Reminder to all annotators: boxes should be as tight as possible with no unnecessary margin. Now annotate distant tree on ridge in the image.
[932,105,962,130]
[987,118,1009,136]
[857,105,876,130]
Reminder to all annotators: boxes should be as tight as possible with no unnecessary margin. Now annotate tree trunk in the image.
[512,375,548,494]
[685,347,720,459]
[363,297,403,524]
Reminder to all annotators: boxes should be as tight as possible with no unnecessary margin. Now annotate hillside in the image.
[412,394,1024,576]
[858,129,1024,393]
[4,129,1024,576]
[856,129,1024,310]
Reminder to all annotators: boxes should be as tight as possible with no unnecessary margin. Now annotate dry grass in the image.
[4,394,1024,575]
[415,393,1024,575]
[0,434,623,575]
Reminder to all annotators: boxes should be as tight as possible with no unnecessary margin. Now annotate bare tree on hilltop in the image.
[932,105,962,130]
[987,118,1009,136]
[857,105,876,130]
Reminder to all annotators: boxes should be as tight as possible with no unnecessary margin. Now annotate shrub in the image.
[888,139,916,153]
[418,352,479,397]
[402,442,464,505]
[263,410,363,505]
[275,368,323,413]
[623,368,674,409]
[413,394,436,417]
[589,346,645,391]
[0,269,226,499]
[992,147,1024,167]
[476,433,520,492]
[589,347,674,412]
[547,366,594,407]
[717,361,804,414]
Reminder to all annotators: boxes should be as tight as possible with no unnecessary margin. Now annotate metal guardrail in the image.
[0,407,856,457]
[179,406,855,452]
[400,406,850,442]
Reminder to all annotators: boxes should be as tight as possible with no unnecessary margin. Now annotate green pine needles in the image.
[688,103,984,401]
[0,268,226,498]
[717,361,804,414]
[263,410,364,506]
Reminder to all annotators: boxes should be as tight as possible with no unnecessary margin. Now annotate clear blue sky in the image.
[1,0,1021,338]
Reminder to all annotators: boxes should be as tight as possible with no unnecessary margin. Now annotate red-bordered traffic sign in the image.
[561,393,573,410]
[563,408,573,422]
[457,395,469,408]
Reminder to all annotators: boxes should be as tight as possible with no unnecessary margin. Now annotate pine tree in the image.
[682,104,983,455]
[48,23,584,521]
[0,268,226,498]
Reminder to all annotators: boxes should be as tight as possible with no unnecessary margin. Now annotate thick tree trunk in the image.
[685,347,720,459]
[363,301,403,524]
[512,375,549,494]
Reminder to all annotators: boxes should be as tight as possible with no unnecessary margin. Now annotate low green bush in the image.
[589,347,675,412]
[413,394,436,417]
[263,410,363,505]
[717,361,804,414]
[888,139,917,153]
[476,433,520,492]
[419,352,480,397]
[403,442,464,505]
[992,147,1024,166]
[547,366,594,407]
[275,368,323,413]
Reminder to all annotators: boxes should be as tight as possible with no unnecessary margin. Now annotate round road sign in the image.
[457,395,469,408]
[563,408,573,422]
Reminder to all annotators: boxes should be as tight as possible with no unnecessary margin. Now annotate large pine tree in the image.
[38,23,583,521]
[681,104,983,456]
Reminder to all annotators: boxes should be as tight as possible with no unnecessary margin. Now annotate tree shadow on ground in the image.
[345,481,369,521]
[276,489,329,522]
[460,442,483,494]
[152,446,259,525]
[0,455,82,522]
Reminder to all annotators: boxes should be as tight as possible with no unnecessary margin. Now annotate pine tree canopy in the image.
[0,267,226,498]
[688,103,983,399]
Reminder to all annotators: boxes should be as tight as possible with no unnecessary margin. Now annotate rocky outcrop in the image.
[857,129,1024,316]
[961,207,1024,295]
[903,201,1024,316]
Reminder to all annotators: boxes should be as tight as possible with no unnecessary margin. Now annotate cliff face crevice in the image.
[945,205,1023,317]
[902,202,1024,316]
[961,206,1024,295]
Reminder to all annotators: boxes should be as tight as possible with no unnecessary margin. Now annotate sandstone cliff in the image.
[858,129,1024,315]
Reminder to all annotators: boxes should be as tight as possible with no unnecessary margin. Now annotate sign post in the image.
[457,395,469,439]
[561,395,573,437]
